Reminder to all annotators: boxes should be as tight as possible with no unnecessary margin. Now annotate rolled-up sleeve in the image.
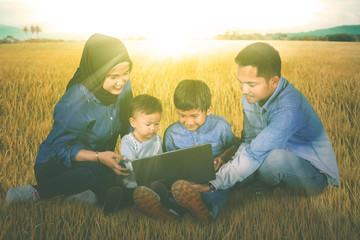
[49,100,89,167]
[211,106,306,190]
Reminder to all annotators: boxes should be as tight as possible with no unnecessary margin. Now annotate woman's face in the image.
[103,62,130,95]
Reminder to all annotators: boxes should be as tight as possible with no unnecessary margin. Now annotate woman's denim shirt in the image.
[212,77,339,189]
[35,82,132,168]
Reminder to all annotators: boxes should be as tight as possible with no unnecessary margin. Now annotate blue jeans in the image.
[202,189,229,217]
[34,159,115,201]
[170,188,229,218]
[254,149,328,194]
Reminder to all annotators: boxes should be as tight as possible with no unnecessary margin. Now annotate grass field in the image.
[0,40,359,239]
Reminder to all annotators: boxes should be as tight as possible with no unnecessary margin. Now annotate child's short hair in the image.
[173,79,211,112]
[129,94,162,118]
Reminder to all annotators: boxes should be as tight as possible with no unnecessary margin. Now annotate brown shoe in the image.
[133,186,178,220]
[171,180,213,223]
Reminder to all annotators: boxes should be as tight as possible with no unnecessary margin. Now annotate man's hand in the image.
[214,157,224,171]
[98,151,130,176]
[192,183,211,193]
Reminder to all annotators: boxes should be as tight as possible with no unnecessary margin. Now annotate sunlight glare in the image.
[148,37,191,57]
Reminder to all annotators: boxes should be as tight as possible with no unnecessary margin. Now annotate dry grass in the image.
[0,40,359,239]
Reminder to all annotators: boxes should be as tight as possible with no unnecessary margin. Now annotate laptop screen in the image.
[131,143,215,187]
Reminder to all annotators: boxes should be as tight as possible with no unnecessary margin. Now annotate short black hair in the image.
[235,42,281,80]
[129,94,162,118]
[173,79,211,112]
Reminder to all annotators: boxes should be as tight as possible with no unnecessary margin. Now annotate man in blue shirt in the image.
[194,42,339,197]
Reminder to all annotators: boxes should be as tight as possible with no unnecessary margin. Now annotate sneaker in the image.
[150,181,169,199]
[6,185,40,203]
[102,186,123,215]
[133,186,179,220]
[171,180,213,223]
[65,190,98,204]
[150,181,185,216]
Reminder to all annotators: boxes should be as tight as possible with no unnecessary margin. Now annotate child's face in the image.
[103,62,130,95]
[177,108,211,131]
[130,111,161,142]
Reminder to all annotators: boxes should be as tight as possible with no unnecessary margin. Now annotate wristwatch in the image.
[207,182,216,192]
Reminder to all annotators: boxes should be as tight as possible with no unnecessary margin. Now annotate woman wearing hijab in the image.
[6,34,133,205]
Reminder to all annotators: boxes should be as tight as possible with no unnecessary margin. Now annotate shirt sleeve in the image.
[163,128,177,152]
[211,106,306,190]
[120,135,137,160]
[157,135,163,154]
[49,98,89,168]
[222,123,241,150]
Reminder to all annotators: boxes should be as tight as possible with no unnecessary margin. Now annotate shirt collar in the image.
[78,83,100,103]
[259,76,286,111]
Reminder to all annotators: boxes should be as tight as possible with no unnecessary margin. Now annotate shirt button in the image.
[194,131,197,134]
[110,117,113,120]
[111,132,113,135]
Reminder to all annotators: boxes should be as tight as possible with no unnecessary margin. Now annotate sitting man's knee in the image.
[260,149,288,170]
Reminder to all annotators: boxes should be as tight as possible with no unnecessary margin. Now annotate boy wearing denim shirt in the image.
[134,79,238,222]
[166,79,239,222]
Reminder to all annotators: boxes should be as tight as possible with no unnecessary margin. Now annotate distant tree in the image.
[22,26,29,40]
[0,35,20,44]
[35,25,41,39]
[30,25,36,39]
[327,34,358,42]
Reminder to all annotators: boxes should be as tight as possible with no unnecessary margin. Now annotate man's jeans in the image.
[254,149,328,194]
[34,159,115,201]
[202,189,230,217]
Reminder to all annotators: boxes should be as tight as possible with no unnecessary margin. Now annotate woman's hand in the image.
[97,151,130,176]
[74,150,130,176]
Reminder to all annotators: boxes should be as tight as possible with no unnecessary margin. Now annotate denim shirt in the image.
[163,114,239,158]
[35,81,133,168]
[212,77,339,189]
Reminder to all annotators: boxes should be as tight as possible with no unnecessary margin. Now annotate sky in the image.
[0,0,359,40]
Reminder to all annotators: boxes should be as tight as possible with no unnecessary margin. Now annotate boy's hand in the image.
[214,157,224,171]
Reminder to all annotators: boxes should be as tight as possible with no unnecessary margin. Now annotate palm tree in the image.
[22,26,29,40]
[30,25,36,39]
[35,25,41,39]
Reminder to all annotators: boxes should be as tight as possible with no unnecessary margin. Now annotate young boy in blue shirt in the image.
[133,79,239,222]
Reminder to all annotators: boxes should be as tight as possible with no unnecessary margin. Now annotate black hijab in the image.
[66,34,133,106]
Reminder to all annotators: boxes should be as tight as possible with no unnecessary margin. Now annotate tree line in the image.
[22,25,42,40]
[214,31,360,42]
[0,25,61,44]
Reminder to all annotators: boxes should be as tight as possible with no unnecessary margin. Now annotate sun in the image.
[148,37,191,57]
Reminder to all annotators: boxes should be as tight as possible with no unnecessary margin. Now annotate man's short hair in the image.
[129,94,162,118]
[174,79,211,111]
[235,42,281,80]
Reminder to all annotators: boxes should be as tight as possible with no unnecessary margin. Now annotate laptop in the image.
[130,143,215,187]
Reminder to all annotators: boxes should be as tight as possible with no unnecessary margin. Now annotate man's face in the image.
[177,108,211,131]
[237,65,279,105]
